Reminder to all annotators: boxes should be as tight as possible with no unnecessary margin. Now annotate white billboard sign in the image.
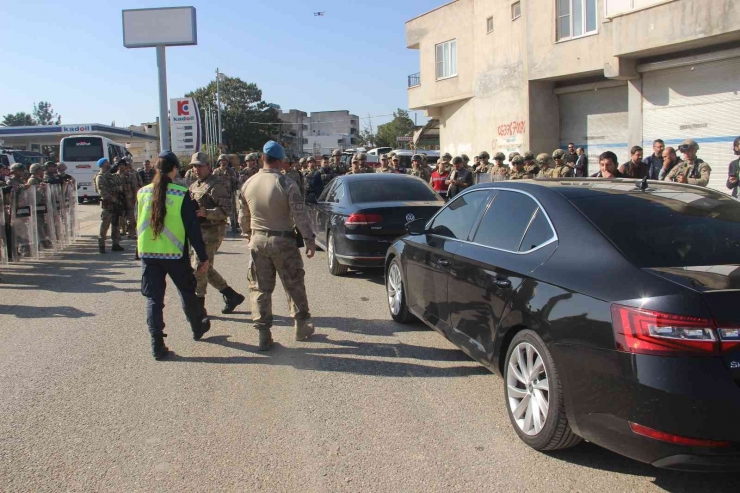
[122,7,197,48]
[170,98,201,155]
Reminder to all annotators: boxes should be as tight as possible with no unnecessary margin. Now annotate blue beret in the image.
[158,150,179,164]
[97,158,109,168]
[263,140,286,160]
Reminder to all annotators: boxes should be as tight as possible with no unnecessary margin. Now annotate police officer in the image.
[489,152,508,180]
[550,149,575,177]
[508,155,531,179]
[95,158,124,253]
[666,139,711,186]
[239,141,316,350]
[408,154,431,182]
[188,152,245,319]
[137,151,211,360]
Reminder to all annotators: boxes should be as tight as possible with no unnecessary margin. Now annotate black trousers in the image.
[141,256,203,337]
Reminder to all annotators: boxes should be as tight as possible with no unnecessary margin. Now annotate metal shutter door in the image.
[642,57,740,192]
[559,86,629,169]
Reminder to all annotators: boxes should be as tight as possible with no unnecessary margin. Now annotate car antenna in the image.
[639,176,649,192]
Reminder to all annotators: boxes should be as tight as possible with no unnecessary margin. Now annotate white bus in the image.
[60,135,129,203]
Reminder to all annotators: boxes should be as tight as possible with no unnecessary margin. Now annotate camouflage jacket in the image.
[524,164,540,176]
[508,169,532,180]
[376,166,394,174]
[238,167,258,189]
[409,167,431,182]
[213,166,238,194]
[189,173,231,238]
[95,171,121,208]
[120,171,138,202]
[665,158,711,187]
[284,169,305,197]
[537,165,573,178]
[489,165,509,179]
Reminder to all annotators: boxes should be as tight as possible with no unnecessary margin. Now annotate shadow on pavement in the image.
[172,333,484,378]
[344,269,385,286]
[1,238,140,294]
[545,442,737,492]
[0,304,95,319]
[311,315,429,336]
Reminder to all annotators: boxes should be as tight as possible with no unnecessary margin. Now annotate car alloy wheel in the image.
[507,342,550,436]
[327,232,348,276]
[387,262,403,316]
[328,235,335,269]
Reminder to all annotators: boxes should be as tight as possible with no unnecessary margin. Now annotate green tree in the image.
[2,112,36,126]
[33,101,61,125]
[375,109,415,149]
[186,76,281,153]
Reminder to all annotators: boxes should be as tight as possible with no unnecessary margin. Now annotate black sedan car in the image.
[385,179,740,471]
[308,173,444,275]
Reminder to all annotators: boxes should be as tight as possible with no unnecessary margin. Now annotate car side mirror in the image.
[406,218,428,236]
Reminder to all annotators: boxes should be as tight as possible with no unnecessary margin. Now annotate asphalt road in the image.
[0,204,736,492]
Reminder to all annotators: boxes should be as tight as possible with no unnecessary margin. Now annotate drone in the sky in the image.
[314,11,325,16]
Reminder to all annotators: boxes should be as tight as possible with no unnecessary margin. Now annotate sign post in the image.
[122,7,198,152]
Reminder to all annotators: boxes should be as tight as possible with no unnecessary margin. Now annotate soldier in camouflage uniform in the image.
[508,151,521,165]
[188,152,245,319]
[508,155,532,180]
[475,152,491,173]
[213,154,240,231]
[26,164,54,249]
[239,153,260,189]
[284,156,305,197]
[239,141,317,351]
[535,153,554,178]
[330,149,347,175]
[345,155,364,175]
[666,139,712,186]
[95,158,124,253]
[489,152,509,180]
[523,151,539,176]
[550,149,575,178]
[377,154,394,173]
[120,160,141,239]
[408,154,431,182]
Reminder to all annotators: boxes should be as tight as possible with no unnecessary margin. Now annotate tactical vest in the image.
[136,183,187,259]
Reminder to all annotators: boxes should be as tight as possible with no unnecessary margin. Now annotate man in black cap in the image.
[446,156,473,199]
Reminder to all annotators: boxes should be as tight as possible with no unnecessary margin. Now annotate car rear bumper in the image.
[334,233,393,268]
[555,345,740,470]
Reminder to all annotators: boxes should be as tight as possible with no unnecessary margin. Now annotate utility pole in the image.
[215,68,223,147]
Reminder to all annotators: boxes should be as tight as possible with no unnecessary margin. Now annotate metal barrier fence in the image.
[4,183,79,262]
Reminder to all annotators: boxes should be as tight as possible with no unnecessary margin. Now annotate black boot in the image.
[220,286,245,314]
[258,329,273,351]
[151,333,169,360]
[199,297,210,324]
[192,317,211,341]
[98,239,106,254]
[112,244,124,252]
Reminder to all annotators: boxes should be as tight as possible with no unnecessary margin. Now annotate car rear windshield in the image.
[62,137,104,162]
[571,192,740,268]
[348,179,441,203]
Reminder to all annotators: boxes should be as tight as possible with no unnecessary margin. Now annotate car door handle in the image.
[436,259,450,268]
[494,278,511,288]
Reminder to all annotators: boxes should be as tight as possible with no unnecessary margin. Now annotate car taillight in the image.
[610,304,718,356]
[345,213,382,225]
[629,422,730,448]
[717,327,740,353]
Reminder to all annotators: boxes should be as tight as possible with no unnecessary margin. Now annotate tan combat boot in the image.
[295,321,315,342]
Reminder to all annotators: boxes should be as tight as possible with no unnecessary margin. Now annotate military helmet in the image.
[511,155,524,166]
[552,149,567,160]
[10,163,24,172]
[411,154,422,162]
[298,157,307,165]
[354,153,367,162]
[523,151,535,161]
[332,149,342,157]
[442,152,452,161]
[307,156,316,163]
[461,154,470,162]
[536,153,552,165]
[493,152,506,161]
[508,152,520,162]
[190,151,210,167]
[29,163,43,174]
[478,151,490,159]
[44,160,56,169]
[217,154,229,163]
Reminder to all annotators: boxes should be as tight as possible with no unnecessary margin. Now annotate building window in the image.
[302,138,308,144]
[486,16,494,33]
[435,39,457,80]
[511,2,521,20]
[557,0,597,41]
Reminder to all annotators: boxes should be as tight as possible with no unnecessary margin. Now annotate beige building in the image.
[126,121,159,166]
[406,0,740,190]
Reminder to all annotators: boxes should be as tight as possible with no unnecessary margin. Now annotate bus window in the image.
[62,137,105,162]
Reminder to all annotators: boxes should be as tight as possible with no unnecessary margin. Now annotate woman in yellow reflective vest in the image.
[137,151,210,360]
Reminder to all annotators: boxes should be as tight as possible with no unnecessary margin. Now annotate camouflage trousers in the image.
[98,208,121,244]
[191,239,229,298]
[124,201,136,237]
[248,235,310,331]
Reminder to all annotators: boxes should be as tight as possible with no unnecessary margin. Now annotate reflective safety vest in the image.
[136,183,187,259]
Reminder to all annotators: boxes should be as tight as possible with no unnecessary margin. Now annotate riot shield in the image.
[64,183,80,242]
[10,186,38,261]
[0,192,8,265]
[50,184,68,249]
[475,173,492,185]
[491,171,508,182]
[36,184,56,253]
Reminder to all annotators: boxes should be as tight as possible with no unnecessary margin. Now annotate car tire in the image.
[77,198,84,205]
[504,330,582,451]
[386,258,412,323]
[327,231,348,276]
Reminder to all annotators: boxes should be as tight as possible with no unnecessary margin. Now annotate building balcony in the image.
[408,73,420,88]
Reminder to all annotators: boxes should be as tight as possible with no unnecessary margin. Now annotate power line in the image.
[241,111,416,126]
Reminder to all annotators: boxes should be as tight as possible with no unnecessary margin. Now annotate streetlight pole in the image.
[216,68,223,147]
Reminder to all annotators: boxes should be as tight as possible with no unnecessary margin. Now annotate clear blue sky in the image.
[1,0,442,130]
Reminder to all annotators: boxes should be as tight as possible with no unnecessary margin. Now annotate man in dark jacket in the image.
[446,156,473,199]
[725,137,740,197]
[643,139,665,180]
